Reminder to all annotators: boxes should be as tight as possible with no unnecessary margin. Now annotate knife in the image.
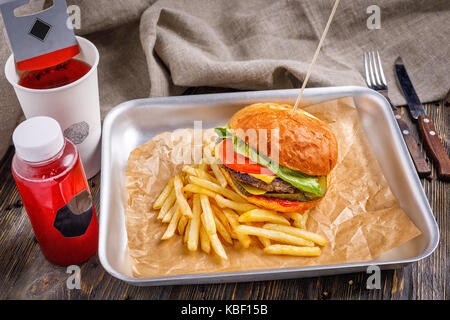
[395,57,450,180]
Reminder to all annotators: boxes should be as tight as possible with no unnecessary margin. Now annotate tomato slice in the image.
[252,195,301,207]
[217,139,275,175]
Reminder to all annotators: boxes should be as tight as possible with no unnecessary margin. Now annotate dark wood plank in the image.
[0,98,447,300]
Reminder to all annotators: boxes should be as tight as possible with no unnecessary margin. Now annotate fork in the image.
[363,51,431,177]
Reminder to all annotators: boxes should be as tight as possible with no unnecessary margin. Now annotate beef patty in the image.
[221,164,297,193]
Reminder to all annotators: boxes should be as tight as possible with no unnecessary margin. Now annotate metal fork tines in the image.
[364,51,389,100]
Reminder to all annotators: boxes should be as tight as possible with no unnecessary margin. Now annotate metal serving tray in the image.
[99,86,439,286]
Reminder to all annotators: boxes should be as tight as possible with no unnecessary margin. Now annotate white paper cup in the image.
[5,36,101,179]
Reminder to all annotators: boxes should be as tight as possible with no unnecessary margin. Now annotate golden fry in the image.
[189,176,244,203]
[238,209,290,225]
[200,224,211,254]
[187,194,201,251]
[210,163,227,188]
[157,189,176,220]
[223,209,251,248]
[263,244,321,257]
[215,194,257,212]
[182,165,197,177]
[214,215,233,244]
[183,165,218,184]
[235,225,315,247]
[285,212,302,226]
[161,206,181,240]
[263,223,327,246]
[300,212,309,229]
[211,204,232,234]
[184,219,191,243]
[162,203,178,223]
[178,215,189,235]
[200,195,216,235]
[198,160,208,172]
[153,178,174,210]
[194,162,219,183]
[209,234,228,260]
[174,175,193,218]
[183,183,217,198]
[257,236,271,248]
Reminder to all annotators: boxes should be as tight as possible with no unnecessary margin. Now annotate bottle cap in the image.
[13,116,65,162]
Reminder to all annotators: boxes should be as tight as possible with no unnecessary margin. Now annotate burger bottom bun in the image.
[219,166,324,213]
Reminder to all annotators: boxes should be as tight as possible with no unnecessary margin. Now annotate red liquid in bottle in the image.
[12,138,98,266]
[18,58,91,90]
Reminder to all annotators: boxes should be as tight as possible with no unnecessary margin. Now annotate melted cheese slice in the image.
[248,173,277,184]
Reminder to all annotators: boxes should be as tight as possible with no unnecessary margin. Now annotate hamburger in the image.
[214,103,338,213]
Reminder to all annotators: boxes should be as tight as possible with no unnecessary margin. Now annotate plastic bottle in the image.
[11,116,98,266]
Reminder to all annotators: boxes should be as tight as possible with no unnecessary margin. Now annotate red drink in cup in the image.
[18,58,91,90]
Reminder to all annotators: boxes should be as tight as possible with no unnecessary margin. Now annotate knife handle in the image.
[393,111,431,177]
[418,114,450,181]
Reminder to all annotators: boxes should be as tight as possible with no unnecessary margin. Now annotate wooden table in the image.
[0,94,447,300]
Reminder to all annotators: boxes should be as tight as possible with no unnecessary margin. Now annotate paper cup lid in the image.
[13,116,64,162]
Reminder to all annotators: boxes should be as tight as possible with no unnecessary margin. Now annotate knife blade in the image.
[395,57,426,119]
[395,57,450,180]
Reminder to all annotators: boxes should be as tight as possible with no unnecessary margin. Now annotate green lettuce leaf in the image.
[214,125,231,139]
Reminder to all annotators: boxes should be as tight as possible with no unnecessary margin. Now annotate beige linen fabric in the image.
[0,0,449,160]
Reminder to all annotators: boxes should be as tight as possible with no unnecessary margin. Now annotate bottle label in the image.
[53,189,93,238]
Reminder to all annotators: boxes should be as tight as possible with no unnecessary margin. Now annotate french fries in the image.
[214,215,233,245]
[200,225,211,254]
[211,204,232,234]
[203,145,228,188]
[223,209,252,248]
[183,164,219,184]
[157,189,176,220]
[161,206,181,240]
[174,175,193,218]
[152,140,327,260]
[200,195,216,235]
[189,176,244,203]
[215,194,257,212]
[263,223,327,246]
[184,219,191,243]
[187,194,201,251]
[177,215,188,235]
[162,203,178,223]
[238,209,290,225]
[153,177,174,210]
[257,236,271,248]
[235,225,315,247]
[264,244,321,257]
[183,184,217,198]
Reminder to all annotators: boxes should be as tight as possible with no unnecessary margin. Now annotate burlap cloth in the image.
[0,0,449,160]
